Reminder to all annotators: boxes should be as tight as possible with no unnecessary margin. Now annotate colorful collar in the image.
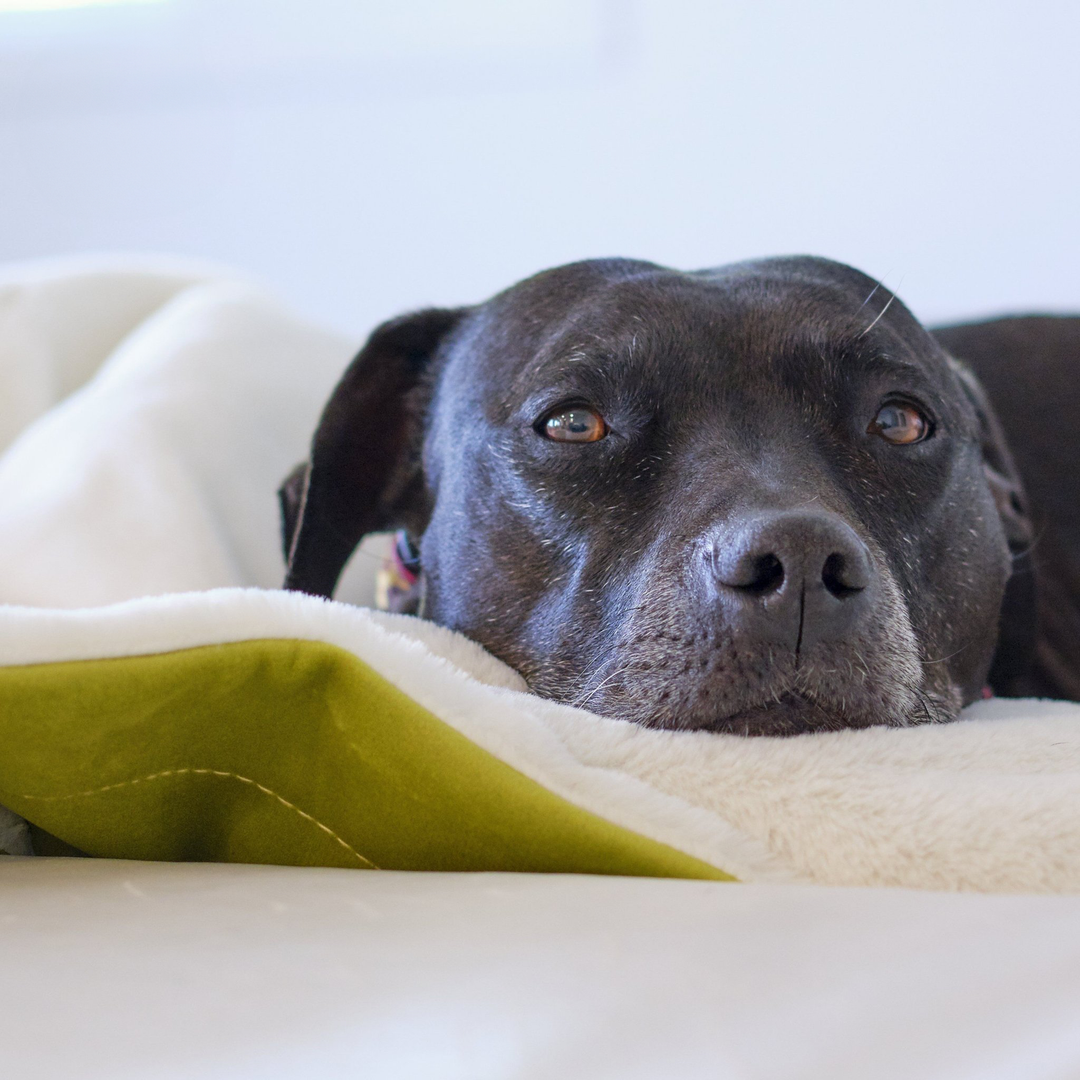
[392,530,420,587]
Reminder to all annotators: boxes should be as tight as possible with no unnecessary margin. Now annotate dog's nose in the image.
[707,511,874,648]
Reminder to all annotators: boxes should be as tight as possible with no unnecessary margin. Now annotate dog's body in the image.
[281,257,1079,735]
[932,315,1080,702]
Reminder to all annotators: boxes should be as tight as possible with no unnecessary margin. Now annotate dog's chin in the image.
[661,693,900,737]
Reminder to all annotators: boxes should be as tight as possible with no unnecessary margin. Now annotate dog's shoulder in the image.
[934,315,1080,700]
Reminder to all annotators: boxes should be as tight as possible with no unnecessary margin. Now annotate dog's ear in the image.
[948,356,1034,554]
[948,355,1037,690]
[278,461,309,564]
[282,307,468,598]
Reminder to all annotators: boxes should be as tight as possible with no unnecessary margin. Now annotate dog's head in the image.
[281,257,1033,735]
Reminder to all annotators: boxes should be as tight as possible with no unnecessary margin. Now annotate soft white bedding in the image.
[4,858,1080,1080]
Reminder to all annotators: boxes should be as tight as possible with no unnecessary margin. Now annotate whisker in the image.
[571,663,635,710]
[1010,523,1049,562]
[859,282,881,309]
[909,685,939,726]
[921,639,976,665]
[859,292,896,337]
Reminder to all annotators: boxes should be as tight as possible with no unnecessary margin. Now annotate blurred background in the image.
[0,0,1077,338]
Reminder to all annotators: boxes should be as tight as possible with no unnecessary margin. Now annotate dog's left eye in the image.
[867,401,930,445]
[538,405,608,443]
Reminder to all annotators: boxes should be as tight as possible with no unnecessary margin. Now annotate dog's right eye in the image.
[538,405,608,443]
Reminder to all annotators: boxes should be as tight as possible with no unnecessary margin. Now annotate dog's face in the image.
[283,257,1033,735]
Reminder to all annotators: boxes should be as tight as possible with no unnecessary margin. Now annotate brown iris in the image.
[867,402,929,445]
[541,405,607,443]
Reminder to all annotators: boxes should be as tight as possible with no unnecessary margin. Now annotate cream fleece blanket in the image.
[1,256,1078,892]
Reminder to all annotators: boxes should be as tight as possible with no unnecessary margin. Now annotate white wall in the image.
[0,0,1077,340]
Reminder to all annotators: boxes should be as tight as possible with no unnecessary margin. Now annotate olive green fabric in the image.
[0,639,733,880]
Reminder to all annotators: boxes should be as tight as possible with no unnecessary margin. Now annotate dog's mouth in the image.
[564,663,945,737]
[687,692,888,737]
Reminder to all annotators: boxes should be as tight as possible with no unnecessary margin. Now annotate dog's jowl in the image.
[281,257,1080,735]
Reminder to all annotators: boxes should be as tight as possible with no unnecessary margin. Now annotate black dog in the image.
[280,257,1079,735]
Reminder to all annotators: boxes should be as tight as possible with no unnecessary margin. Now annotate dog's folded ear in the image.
[281,307,468,598]
[947,356,1037,690]
[277,461,309,564]
[948,357,1034,554]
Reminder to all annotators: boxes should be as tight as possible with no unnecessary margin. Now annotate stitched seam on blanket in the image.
[18,768,379,869]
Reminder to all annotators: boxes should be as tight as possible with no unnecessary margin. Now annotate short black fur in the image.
[281,257,1078,735]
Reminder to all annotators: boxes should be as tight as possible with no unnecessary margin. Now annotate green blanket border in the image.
[0,638,733,880]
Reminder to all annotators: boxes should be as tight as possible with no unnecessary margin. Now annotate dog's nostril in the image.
[821,552,866,599]
[738,553,785,594]
[714,544,786,594]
